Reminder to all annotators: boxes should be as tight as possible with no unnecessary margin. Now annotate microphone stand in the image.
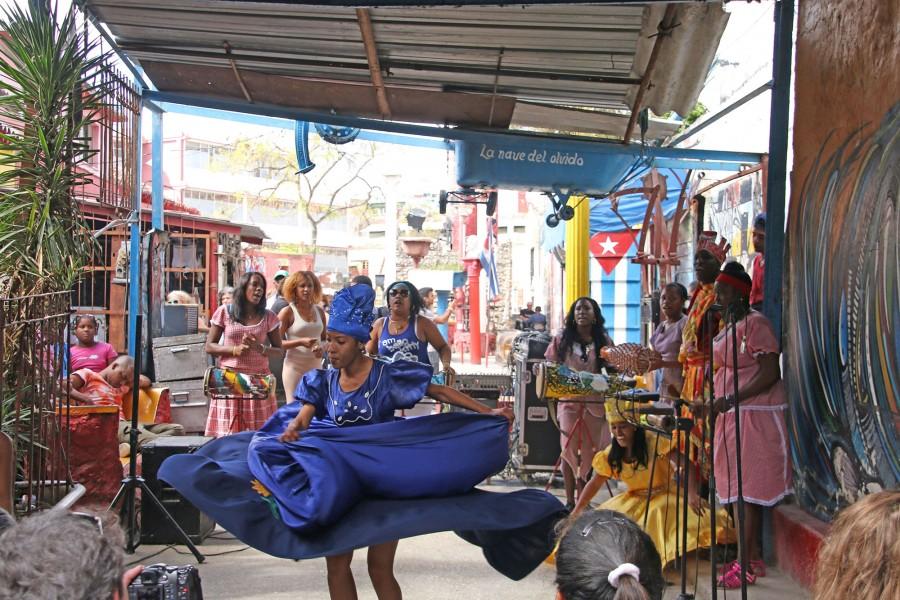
[107,314,205,562]
[727,304,749,600]
[706,308,718,600]
[674,396,695,600]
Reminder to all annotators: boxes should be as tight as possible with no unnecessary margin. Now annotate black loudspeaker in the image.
[141,436,215,545]
[512,333,561,472]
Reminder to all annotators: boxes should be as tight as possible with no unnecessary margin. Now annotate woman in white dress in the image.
[278,271,326,399]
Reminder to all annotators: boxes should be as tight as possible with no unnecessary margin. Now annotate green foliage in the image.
[0,1,106,295]
[676,102,708,133]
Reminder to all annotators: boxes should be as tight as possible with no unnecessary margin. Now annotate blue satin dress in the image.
[159,359,564,580]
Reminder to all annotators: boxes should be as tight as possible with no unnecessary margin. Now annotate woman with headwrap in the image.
[160,285,565,597]
[700,261,792,589]
[678,232,729,468]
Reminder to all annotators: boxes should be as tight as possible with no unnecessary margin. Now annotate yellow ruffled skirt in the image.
[547,488,734,566]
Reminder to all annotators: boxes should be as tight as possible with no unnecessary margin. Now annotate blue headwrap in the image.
[327,285,376,342]
[754,212,767,229]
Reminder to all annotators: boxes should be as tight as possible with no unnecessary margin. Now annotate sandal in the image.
[750,560,767,577]
[717,562,757,589]
[717,560,738,575]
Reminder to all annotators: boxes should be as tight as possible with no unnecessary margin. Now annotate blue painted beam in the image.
[151,109,164,231]
[763,0,794,340]
[143,90,760,168]
[154,102,451,150]
[127,103,144,356]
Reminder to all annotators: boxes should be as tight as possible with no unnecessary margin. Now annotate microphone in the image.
[636,406,675,416]
[614,390,661,403]
[709,304,724,312]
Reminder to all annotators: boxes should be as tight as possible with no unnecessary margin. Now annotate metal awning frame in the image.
[143,89,761,173]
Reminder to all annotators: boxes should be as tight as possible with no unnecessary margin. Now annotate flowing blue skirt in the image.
[159,412,564,580]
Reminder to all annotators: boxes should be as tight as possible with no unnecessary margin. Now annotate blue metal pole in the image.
[435,290,450,340]
[127,102,144,356]
[762,0,794,341]
[151,106,164,231]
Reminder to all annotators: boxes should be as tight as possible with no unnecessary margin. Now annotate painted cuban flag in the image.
[480,216,501,300]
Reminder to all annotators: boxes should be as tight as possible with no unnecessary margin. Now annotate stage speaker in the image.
[512,333,561,472]
[140,436,215,545]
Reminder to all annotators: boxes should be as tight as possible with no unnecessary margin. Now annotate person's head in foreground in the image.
[0,508,140,600]
[812,490,899,600]
[556,510,665,600]
[351,275,373,288]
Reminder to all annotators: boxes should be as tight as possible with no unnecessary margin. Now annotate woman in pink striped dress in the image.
[204,272,283,437]
[705,262,792,589]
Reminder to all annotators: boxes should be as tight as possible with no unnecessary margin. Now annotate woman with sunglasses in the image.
[367,281,453,376]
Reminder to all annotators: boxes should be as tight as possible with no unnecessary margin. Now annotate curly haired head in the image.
[282,271,322,306]
[812,490,900,600]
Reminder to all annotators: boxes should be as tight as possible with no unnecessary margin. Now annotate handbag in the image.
[203,366,274,400]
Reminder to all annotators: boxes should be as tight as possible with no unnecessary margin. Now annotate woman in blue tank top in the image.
[367,281,453,374]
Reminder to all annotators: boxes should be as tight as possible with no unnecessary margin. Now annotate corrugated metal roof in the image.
[85,0,728,140]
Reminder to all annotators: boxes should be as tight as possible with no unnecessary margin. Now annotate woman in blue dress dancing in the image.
[279,285,511,599]
[160,284,563,600]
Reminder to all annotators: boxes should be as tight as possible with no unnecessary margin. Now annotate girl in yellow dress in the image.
[568,399,734,566]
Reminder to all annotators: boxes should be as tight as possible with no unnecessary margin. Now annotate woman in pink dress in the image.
[204,272,283,437]
[544,296,613,510]
[704,262,792,589]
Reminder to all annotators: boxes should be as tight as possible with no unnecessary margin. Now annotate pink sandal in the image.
[718,559,767,578]
[717,562,757,589]
[717,560,738,575]
[749,560,767,577]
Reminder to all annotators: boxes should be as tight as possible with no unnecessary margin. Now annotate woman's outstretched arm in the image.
[426,384,513,423]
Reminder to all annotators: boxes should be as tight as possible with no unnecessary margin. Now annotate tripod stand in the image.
[545,399,613,503]
[108,315,205,562]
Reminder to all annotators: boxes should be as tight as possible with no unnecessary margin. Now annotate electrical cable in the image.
[125,545,176,567]
[173,545,251,558]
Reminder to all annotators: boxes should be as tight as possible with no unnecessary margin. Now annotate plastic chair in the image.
[121,387,170,426]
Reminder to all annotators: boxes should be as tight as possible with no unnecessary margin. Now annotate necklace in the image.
[388,317,409,334]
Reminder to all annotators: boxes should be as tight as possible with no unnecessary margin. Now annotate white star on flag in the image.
[599,236,619,255]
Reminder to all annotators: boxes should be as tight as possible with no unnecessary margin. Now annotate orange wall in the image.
[785,0,899,519]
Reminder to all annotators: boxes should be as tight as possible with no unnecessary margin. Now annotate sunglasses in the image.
[388,288,410,298]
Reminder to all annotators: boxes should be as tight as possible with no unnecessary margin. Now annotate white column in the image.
[384,193,397,283]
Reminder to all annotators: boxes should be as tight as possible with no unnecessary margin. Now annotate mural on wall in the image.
[785,0,898,521]
[703,170,765,268]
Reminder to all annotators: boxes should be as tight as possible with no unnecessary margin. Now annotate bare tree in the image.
[214,136,381,262]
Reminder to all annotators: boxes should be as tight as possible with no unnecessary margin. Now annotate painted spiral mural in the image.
[785,104,899,521]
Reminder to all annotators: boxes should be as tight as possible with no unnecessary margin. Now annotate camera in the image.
[128,563,203,600]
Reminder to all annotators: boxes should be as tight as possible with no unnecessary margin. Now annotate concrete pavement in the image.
[128,478,807,599]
